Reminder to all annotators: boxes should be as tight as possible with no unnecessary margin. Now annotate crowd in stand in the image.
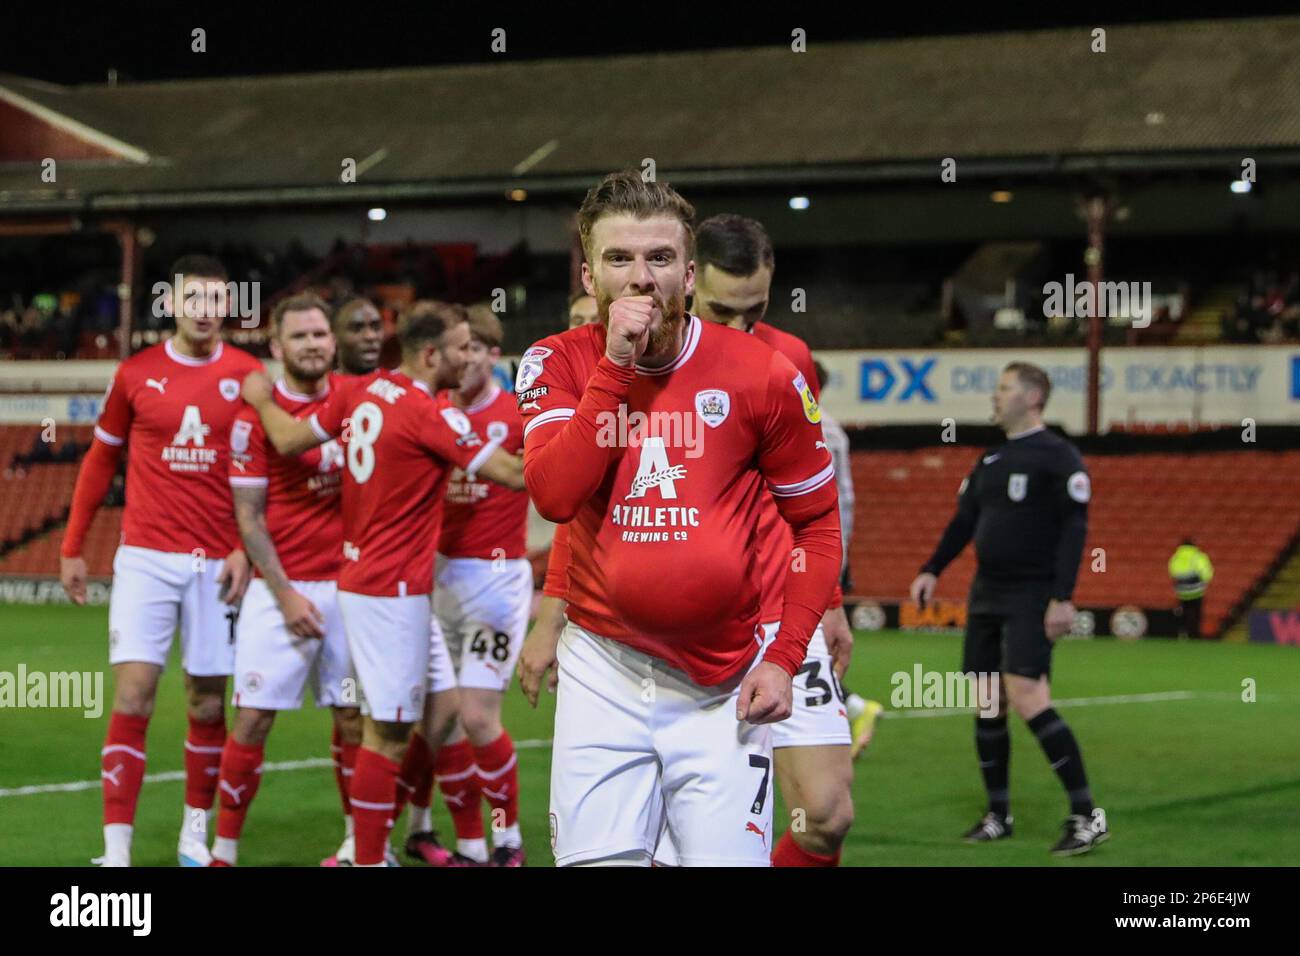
[1225,270,1300,343]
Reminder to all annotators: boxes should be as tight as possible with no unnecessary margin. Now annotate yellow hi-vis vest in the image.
[1168,545,1214,600]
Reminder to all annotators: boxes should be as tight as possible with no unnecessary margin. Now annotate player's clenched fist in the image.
[604,296,658,367]
[241,369,274,408]
[736,661,793,724]
[60,555,88,606]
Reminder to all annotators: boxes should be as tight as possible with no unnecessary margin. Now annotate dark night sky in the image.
[0,1,1289,85]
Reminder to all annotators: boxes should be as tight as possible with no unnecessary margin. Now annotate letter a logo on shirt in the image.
[173,405,211,446]
[626,436,686,500]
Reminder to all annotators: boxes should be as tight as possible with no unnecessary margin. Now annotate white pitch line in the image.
[0,738,554,799]
[881,689,1200,720]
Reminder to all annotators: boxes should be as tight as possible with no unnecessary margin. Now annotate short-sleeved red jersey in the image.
[93,338,263,557]
[308,368,493,597]
[437,383,528,560]
[228,375,345,581]
[519,315,838,685]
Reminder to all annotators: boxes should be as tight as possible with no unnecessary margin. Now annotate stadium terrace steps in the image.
[1222,540,1300,642]
[1175,283,1237,344]
[848,447,1300,637]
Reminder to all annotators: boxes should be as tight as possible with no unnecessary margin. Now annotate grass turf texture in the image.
[2,603,1298,866]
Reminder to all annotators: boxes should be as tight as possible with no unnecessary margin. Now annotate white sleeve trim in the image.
[522,407,576,438]
[308,413,332,443]
[464,442,497,478]
[93,425,124,447]
[228,476,269,488]
[769,461,836,498]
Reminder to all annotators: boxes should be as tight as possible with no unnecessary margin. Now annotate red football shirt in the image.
[437,383,528,560]
[228,375,345,581]
[93,339,263,557]
[520,315,838,685]
[750,321,827,624]
[308,369,492,597]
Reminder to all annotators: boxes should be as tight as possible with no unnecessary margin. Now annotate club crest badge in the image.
[219,378,240,402]
[694,389,731,428]
[1008,473,1028,502]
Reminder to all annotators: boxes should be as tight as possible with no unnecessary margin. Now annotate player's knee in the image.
[112,684,155,717]
[459,701,500,743]
[233,709,275,745]
[1005,682,1049,721]
[333,707,362,745]
[807,788,855,847]
[186,693,224,723]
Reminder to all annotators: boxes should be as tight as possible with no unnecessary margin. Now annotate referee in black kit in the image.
[909,362,1109,856]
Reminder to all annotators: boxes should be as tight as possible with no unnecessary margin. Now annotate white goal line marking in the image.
[0,691,1230,799]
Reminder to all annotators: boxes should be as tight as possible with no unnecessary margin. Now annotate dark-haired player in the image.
[61,255,261,867]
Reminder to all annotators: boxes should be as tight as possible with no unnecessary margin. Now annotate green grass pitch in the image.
[2,603,1298,866]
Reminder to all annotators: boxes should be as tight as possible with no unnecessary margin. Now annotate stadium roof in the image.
[1,15,1299,214]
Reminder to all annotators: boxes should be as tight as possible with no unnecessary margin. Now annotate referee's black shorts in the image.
[962,576,1054,679]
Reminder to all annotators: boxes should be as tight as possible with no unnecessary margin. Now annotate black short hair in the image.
[168,254,228,283]
[333,296,379,332]
[695,214,774,277]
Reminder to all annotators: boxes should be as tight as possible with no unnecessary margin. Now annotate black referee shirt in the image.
[921,426,1090,601]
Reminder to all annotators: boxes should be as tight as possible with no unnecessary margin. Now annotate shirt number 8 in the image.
[347,402,384,483]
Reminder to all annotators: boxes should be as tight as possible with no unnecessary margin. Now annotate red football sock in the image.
[772,830,840,867]
[184,713,227,810]
[215,739,264,840]
[102,712,149,825]
[394,732,433,823]
[473,731,518,830]
[350,747,399,865]
[331,725,358,818]
[437,739,484,840]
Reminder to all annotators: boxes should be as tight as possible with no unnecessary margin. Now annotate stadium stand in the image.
[849,446,1300,637]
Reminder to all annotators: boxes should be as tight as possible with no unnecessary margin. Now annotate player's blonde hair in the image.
[465,303,503,350]
[577,170,696,263]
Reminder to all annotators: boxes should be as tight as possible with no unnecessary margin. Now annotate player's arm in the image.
[240,370,325,456]
[739,353,843,723]
[471,446,525,491]
[230,485,324,638]
[522,300,650,522]
[519,524,571,706]
[60,369,131,603]
[1046,451,1090,638]
[911,461,981,605]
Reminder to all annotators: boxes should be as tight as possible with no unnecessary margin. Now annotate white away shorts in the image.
[108,544,237,676]
[549,622,774,867]
[231,578,354,710]
[433,555,531,693]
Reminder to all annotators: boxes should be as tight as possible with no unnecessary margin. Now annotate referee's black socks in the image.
[974,715,1010,817]
[1026,707,1093,816]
